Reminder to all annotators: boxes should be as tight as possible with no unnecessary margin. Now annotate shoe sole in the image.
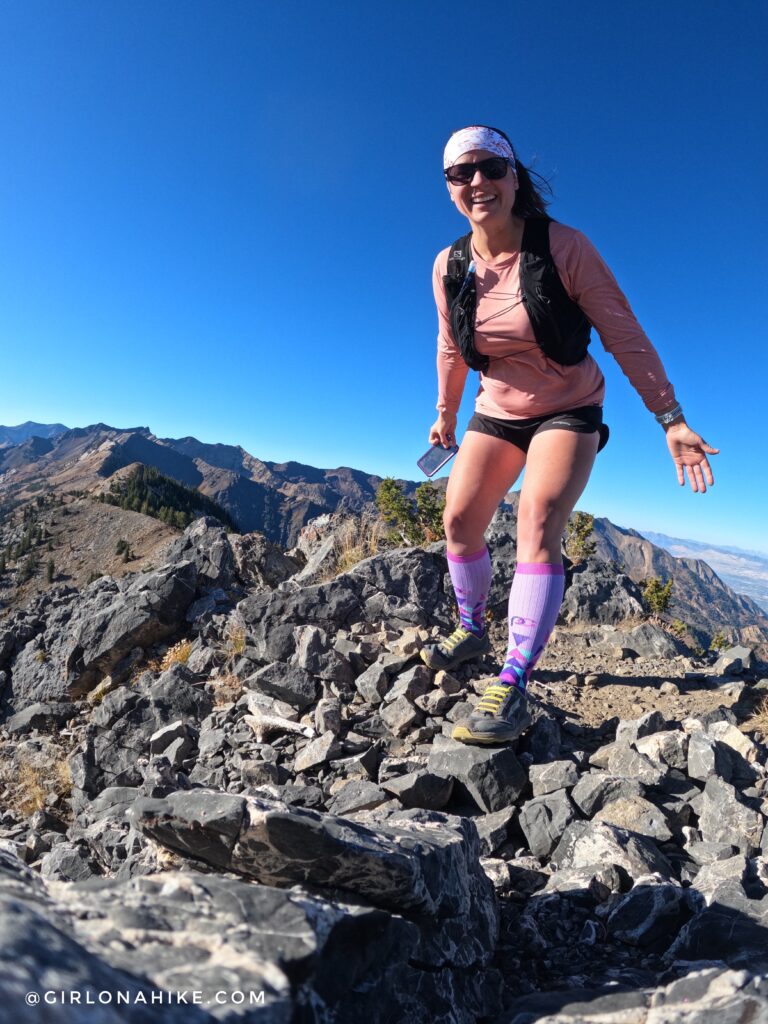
[419,638,491,672]
[450,724,528,749]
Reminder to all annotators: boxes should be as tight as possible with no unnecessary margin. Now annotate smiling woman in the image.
[419,123,720,747]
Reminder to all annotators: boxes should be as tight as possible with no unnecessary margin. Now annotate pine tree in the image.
[565,512,597,563]
[414,482,446,542]
[375,479,423,545]
[642,576,673,614]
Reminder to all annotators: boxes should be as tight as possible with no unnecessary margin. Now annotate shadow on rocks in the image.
[488,877,768,1023]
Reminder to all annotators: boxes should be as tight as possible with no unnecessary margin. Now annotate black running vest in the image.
[442,217,592,373]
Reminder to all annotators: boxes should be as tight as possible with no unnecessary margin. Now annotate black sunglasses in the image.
[443,156,512,185]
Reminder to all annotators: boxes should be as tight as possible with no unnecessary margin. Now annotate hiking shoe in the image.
[452,682,532,744]
[420,625,491,671]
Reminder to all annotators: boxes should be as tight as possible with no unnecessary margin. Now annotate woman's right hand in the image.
[429,413,457,448]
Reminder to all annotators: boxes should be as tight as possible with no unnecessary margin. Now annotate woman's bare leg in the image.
[495,428,600,691]
[444,430,527,554]
[516,429,600,562]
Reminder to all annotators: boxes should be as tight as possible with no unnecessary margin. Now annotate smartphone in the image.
[417,443,459,478]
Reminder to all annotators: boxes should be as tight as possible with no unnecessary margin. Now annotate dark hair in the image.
[447,124,553,219]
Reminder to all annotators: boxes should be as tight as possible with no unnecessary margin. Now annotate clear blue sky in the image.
[1,1,765,553]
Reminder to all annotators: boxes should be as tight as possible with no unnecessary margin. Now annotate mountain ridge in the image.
[1,420,766,647]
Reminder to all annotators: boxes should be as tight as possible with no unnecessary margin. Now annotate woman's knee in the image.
[516,498,565,551]
[443,505,486,548]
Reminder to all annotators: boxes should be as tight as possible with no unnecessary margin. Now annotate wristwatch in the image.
[655,403,684,426]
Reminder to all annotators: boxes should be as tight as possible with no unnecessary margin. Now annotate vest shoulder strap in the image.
[443,233,473,301]
[520,216,552,259]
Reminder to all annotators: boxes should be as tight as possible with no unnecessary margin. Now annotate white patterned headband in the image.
[443,127,516,171]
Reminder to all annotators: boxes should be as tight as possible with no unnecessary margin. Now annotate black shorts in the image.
[466,405,610,454]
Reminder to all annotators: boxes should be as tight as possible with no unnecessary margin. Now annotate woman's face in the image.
[446,148,519,227]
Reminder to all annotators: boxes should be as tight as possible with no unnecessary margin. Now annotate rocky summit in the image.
[0,509,767,1022]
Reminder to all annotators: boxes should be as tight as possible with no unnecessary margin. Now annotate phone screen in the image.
[417,443,459,478]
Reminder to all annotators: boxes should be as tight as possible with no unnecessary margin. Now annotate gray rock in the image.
[380,696,423,738]
[246,661,318,710]
[428,739,527,813]
[615,710,668,745]
[529,760,580,797]
[474,806,517,857]
[4,701,74,735]
[666,883,768,972]
[593,796,673,843]
[551,821,674,881]
[607,883,690,950]
[559,558,645,625]
[294,731,342,772]
[519,789,577,859]
[690,855,749,902]
[607,744,667,786]
[380,770,454,811]
[648,969,768,1024]
[698,777,765,855]
[384,664,430,704]
[543,863,624,900]
[713,644,755,676]
[354,661,390,704]
[39,842,96,881]
[149,719,197,757]
[571,773,646,817]
[327,780,390,816]
[130,789,499,980]
[688,730,757,787]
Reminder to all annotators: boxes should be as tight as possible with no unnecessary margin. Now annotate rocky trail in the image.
[0,511,766,1022]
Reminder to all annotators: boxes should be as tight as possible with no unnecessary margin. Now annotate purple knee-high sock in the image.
[447,547,492,636]
[499,562,565,691]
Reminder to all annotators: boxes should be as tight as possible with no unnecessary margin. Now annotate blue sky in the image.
[1,1,766,553]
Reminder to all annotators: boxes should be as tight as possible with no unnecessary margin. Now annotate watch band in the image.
[655,403,683,425]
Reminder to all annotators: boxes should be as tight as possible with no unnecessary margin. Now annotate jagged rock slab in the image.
[129,790,499,972]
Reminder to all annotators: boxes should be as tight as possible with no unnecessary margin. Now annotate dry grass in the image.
[211,671,244,707]
[331,513,389,577]
[4,752,73,818]
[745,695,768,736]
[224,622,247,658]
[160,639,193,672]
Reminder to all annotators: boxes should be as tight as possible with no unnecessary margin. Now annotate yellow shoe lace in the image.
[441,626,473,653]
[476,684,512,715]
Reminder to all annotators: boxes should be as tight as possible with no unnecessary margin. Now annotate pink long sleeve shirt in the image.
[433,221,677,420]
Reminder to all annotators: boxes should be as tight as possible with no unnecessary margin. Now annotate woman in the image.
[420,125,719,746]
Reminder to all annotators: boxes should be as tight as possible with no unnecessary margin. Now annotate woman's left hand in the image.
[664,422,720,492]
